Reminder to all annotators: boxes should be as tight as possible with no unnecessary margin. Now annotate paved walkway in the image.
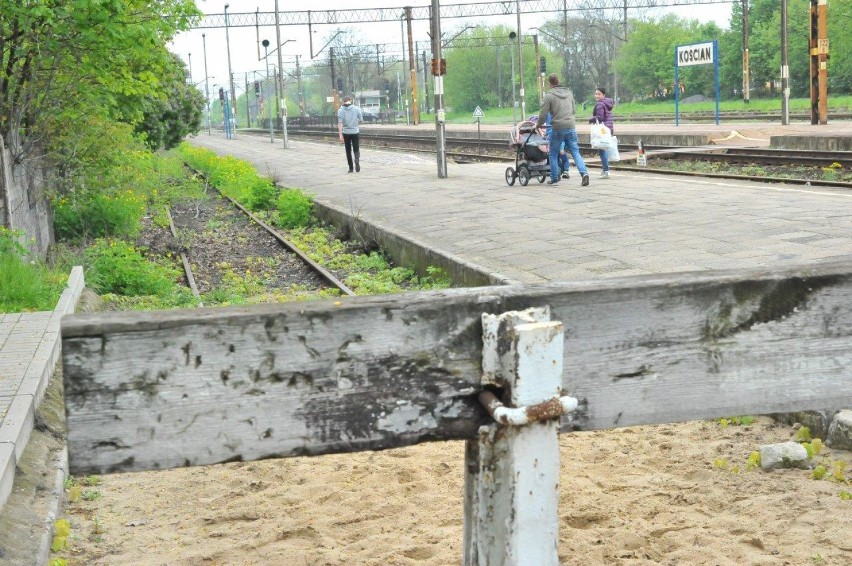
[190,126,852,285]
[0,268,83,517]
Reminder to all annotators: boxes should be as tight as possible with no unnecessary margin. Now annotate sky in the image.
[170,0,735,99]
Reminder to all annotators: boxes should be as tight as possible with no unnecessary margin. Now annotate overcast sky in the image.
[171,0,735,97]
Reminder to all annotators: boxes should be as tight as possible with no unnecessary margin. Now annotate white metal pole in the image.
[224,3,236,138]
[202,34,211,135]
[466,307,566,566]
[264,42,273,143]
[510,48,517,124]
[516,0,525,119]
[275,0,287,148]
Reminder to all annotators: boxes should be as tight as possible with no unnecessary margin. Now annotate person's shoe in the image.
[581,174,590,186]
[355,162,361,172]
[546,178,560,185]
[348,168,353,173]
[599,170,610,179]
[561,170,570,180]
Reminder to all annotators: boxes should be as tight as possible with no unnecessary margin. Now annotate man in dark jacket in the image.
[535,74,589,186]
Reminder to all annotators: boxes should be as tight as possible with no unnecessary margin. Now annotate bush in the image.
[276,189,313,229]
[248,178,277,211]
[53,189,146,241]
[84,239,180,296]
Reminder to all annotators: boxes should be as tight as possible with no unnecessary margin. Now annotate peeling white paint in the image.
[377,402,437,433]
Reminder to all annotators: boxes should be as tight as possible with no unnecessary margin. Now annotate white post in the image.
[465,307,567,566]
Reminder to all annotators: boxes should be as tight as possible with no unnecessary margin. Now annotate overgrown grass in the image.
[0,228,66,313]
[287,227,451,295]
[177,144,275,212]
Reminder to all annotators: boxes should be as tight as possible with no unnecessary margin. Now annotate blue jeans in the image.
[549,128,587,182]
[598,148,610,172]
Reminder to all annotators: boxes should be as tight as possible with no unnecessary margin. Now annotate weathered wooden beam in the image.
[62,261,852,474]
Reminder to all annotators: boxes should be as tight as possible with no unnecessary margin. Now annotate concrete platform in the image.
[191,130,852,286]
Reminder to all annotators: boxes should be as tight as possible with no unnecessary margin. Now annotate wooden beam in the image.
[62,261,852,474]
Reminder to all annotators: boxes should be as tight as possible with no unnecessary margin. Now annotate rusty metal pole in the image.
[330,47,339,112]
[742,0,750,104]
[533,34,542,105]
[817,0,828,124]
[781,0,790,125]
[406,7,420,125]
[809,0,829,125]
[431,0,447,178]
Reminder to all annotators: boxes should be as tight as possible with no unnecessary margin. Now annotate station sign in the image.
[676,42,714,67]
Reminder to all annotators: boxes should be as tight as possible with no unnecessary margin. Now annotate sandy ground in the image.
[57,416,851,565]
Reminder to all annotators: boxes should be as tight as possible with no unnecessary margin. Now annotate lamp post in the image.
[224,3,236,138]
[274,0,287,148]
[508,36,518,124]
[202,34,211,134]
[262,40,274,143]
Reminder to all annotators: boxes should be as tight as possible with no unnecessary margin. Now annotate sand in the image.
[57,416,851,565]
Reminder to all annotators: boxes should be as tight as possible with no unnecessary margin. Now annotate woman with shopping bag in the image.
[588,87,616,179]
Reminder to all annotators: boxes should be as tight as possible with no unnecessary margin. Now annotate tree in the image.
[828,0,852,93]
[0,0,200,161]
[134,54,205,150]
[616,16,687,100]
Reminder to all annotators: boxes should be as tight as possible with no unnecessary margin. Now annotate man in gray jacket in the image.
[337,95,363,172]
[536,74,589,186]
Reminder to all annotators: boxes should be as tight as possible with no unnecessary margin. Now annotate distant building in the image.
[355,90,384,113]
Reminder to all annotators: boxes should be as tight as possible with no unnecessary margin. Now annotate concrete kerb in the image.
[0,266,84,517]
[311,200,521,287]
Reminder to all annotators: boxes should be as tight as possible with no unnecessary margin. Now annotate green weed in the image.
[84,239,181,296]
[276,189,314,229]
[795,427,812,442]
[81,490,102,501]
[53,189,146,241]
[0,228,66,312]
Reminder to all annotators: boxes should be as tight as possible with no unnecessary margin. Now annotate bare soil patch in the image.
[56,416,852,565]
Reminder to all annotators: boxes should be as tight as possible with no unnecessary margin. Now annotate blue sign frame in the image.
[674,40,720,126]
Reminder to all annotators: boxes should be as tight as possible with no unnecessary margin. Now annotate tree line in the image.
[281,0,850,115]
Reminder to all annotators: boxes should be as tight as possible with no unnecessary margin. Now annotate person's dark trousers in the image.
[343,133,361,172]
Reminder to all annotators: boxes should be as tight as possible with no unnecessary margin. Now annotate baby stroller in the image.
[505,117,552,186]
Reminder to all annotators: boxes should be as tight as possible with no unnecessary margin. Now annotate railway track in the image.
[249,128,851,187]
[172,169,356,301]
[654,147,852,168]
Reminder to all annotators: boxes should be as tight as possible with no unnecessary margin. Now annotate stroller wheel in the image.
[537,174,547,183]
[505,167,517,186]
[518,164,531,187]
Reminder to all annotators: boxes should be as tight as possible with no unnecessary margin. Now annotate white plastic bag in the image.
[590,122,612,149]
[608,135,620,162]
